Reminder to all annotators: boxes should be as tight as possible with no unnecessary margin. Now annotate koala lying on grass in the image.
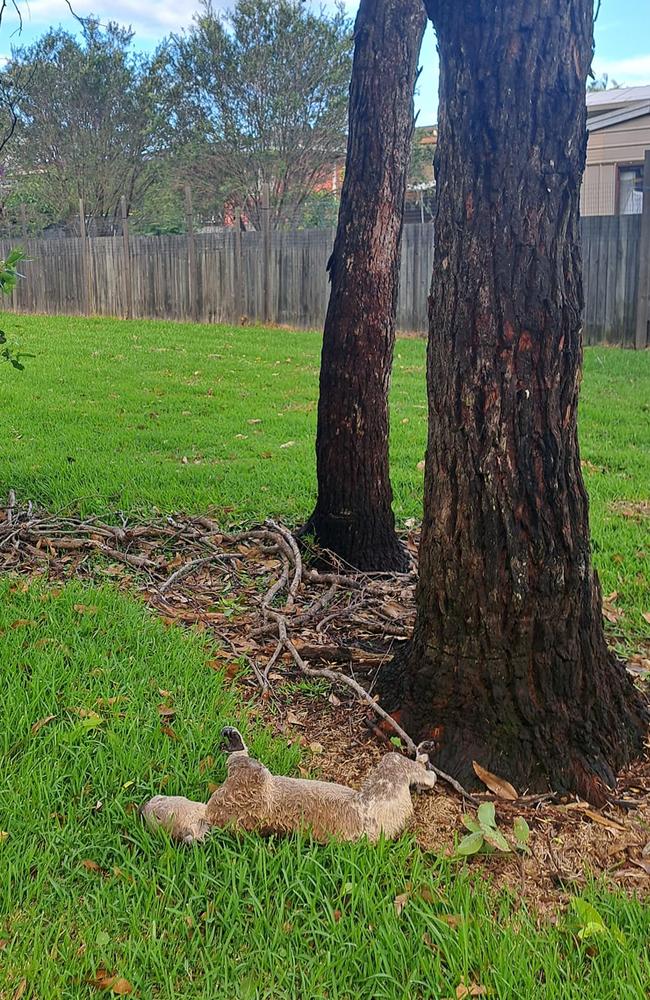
[141,726,436,844]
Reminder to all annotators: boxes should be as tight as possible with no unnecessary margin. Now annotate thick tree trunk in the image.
[304,0,426,572]
[378,0,647,802]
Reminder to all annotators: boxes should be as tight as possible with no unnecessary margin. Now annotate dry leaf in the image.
[437,914,462,928]
[73,603,98,615]
[629,858,650,875]
[111,978,133,995]
[472,761,518,800]
[279,440,296,449]
[13,979,27,1000]
[456,983,487,998]
[309,741,324,754]
[160,724,178,740]
[31,714,56,735]
[81,859,102,872]
[642,612,650,625]
[417,459,425,471]
[0,831,8,843]
[286,710,305,726]
[381,601,406,620]
[10,619,36,629]
[393,892,409,916]
[581,809,626,833]
[328,693,341,707]
[157,705,176,719]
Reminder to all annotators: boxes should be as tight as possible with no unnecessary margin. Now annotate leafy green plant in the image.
[0,248,32,371]
[569,898,626,946]
[457,803,531,856]
[513,815,531,854]
[458,802,510,855]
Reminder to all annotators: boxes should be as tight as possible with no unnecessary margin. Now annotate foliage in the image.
[2,20,165,226]
[587,73,622,92]
[569,899,626,947]
[0,317,648,649]
[457,802,512,855]
[0,579,648,998]
[296,189,341,229]
[0,248,30,369]
[158,0,353,229]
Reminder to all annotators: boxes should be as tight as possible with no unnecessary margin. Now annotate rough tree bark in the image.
[303,0,426,571]
[378,0,647,802]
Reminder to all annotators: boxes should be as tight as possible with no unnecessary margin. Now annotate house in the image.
[582,85,650,216]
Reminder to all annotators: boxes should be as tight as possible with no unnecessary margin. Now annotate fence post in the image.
[120,195,133,320]
[233,207,243,322]
[635,149,650,349]
[185,185,198,322]
[79,198,91,316]
[261,182,271,324]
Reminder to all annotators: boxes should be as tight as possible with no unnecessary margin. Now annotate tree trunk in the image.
[378,0,647,803]
[303,0,426,572]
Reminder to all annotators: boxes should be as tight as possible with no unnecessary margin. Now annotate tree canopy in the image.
[157,0,353,229]
[2,20,164,230]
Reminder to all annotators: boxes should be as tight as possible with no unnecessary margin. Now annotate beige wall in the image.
[581,111,650,215]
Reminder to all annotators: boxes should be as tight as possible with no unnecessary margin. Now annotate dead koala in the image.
[141,726,436,844]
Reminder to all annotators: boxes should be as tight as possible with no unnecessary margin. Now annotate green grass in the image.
[1,580,648,1000]
[1,313,649,645]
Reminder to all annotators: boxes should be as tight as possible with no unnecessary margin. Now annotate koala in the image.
[141,726,436,844]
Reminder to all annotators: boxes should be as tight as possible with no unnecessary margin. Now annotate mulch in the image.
[1,496,648,904]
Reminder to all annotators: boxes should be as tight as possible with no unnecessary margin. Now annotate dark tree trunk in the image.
[378,0,647,802]
[304,0,426,572]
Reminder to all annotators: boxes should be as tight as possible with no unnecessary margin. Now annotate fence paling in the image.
[0,216,644,345]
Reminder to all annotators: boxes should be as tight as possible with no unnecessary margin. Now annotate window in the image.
[618,164,644,215]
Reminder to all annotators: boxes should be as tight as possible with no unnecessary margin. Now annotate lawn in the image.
[1,314,649,999]
[1,580,648,1000]
[1,313,649,646]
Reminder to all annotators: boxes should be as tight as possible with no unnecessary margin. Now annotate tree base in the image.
[300,508,410,573]
[379,646,648,806]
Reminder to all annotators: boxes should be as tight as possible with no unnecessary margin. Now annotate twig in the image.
[159,553,235,594]
[6,489,16,526]
[266,519,302,607]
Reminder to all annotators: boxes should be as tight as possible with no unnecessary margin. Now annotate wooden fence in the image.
[0,214,647,346]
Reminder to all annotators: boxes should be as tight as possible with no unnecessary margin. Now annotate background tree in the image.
[160,0,352,230]
[2,20,163,229]
[303,0,426,571]
[378,0,647,801]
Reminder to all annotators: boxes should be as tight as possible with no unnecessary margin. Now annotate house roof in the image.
[587,101,650,132]
[586,85,650,112]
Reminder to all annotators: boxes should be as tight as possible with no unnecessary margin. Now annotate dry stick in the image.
[6,489,16,526]
[265,519,302,607]
[267,614,480,805]
[159,553,237,594]
[261,556,290,610]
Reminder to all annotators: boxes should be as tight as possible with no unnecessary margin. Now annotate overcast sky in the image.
[2,0,649,128]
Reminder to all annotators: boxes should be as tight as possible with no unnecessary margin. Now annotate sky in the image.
[1,0,649,128]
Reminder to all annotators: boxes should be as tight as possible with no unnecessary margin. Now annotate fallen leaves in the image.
[455,983,487,998]
[31,714,56,735]
[472,761,518,800]
[393,892,409,916]
[89,969,133,994]
[602,592,624,624]
[580,809,627,833]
